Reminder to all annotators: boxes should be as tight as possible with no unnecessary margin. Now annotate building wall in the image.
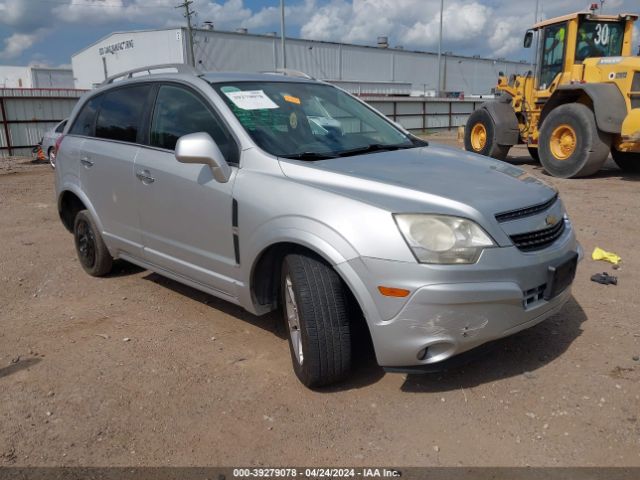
[0,66,33,88]
[72,29,184,88]
[0,88,85,157]
[192,30,528,96]
[72,28,530,94]
[31,68,75,88]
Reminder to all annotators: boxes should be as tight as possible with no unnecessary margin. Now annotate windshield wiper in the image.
[280,151,338,160]
[334,143,415,158]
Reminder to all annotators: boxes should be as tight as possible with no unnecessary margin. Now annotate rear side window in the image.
[95,85,150,143]
[69,96,102,136]
[150,84,239,163]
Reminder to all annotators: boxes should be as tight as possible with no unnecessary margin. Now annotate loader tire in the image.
[538,104,611,178]
[611,149,640,173]
[464,109,511,161]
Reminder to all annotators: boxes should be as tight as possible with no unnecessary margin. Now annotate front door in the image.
[135,83,241,298]
[537,22,568,91]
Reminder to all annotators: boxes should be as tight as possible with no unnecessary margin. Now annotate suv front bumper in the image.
[338,226,582,368]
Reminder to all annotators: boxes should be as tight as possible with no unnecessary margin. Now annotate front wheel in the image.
[538,104,610,178]
[48,147,56,168]
[464,109,511,160]
[281,253,351,388]
[611,149,640,173]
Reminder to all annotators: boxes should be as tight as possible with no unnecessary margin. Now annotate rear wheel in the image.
[73,210,113,277]
[464,109,511,160]
[538,104,610,178]
[281,253,351,388]
[611,149,640,173]
[527,146,540,162]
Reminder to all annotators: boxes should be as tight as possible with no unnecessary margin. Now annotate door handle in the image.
[136,169,155,184]
[80,156,94,168]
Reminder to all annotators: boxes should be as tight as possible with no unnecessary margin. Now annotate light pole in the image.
[280,0,287,69]
[437,0,444,97]
[531,0,540,71]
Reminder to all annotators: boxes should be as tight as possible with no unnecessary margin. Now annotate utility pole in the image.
[437,0,444,97]
[177,0,196,67]
[280,0,287,69]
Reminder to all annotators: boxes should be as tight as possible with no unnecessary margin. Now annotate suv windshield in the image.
[212,81,422,159]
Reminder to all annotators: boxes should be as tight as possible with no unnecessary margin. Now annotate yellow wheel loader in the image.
[464,6,640,178]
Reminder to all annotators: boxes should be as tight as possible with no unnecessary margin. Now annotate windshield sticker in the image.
[289,112,298,129]
[283,94,301,105]
[224,90,279,110]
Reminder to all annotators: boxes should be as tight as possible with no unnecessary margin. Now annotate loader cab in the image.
[526,12,636,92]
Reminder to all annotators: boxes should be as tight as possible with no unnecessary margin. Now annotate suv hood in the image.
[278,145,557,219]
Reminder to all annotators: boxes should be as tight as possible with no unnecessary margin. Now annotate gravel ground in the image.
[0,136,639,467]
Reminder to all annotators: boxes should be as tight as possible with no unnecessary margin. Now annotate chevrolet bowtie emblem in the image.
[545,214,559,226]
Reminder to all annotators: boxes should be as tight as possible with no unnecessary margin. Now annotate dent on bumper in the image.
[341,240,581,368]
[372,282,572,367]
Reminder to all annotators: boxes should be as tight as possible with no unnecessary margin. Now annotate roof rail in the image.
[102,63,200,85]
[261,68,314,80]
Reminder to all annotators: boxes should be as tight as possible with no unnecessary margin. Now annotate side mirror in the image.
[523,30,534,48]
[175,132,231,183]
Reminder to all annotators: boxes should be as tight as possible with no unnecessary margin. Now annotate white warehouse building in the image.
[0,65,74,88]
[71,27,529,95]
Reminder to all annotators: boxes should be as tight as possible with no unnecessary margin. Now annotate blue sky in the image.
[0,0,638,67]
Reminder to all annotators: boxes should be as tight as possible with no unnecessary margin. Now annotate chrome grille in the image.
[510,218,566,252]
[495,194,558,223]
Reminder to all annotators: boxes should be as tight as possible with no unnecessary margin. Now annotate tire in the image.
[281,253,351,388]
[464,108,511,160]
[611,149,640,173]
[48,147,56,169]
[527,146,540,162]
[73,210,113,277]
[538,104,611,178]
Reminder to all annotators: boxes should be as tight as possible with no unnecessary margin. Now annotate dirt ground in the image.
[1,135,639,467]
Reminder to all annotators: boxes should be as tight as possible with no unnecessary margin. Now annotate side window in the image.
[95,85,150,143]
[55,120,67,133]
[150,85,239,164]
[69,96,102,136]
[538,23,567,89]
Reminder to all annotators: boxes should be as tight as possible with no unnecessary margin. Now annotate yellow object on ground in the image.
[592,247,621,265]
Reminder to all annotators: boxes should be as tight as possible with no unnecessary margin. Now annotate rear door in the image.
[135,83,240,298]
[79,84,154,258]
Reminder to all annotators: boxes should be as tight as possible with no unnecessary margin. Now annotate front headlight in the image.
[394,214,495,264]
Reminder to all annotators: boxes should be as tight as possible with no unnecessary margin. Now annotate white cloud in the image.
[0,31,44,59]
[0,0,639,62]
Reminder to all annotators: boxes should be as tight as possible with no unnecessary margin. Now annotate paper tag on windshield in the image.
[224,90,278,110]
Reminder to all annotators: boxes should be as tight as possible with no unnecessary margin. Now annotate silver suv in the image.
[55,66,581,387]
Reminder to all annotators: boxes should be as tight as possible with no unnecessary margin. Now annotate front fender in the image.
[481,99,520,145]
[244,215,360,268]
